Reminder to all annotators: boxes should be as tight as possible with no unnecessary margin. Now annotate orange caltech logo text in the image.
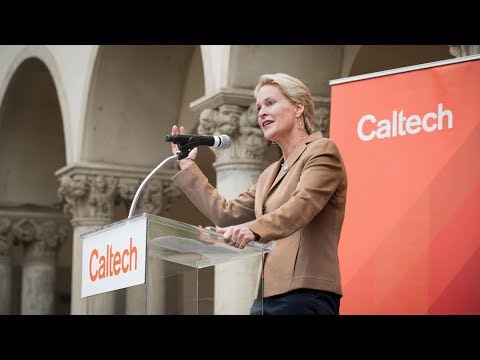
[89,237,138,281]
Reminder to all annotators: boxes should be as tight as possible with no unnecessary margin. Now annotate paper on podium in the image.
[150,236,243,265]
[149,229,274,269]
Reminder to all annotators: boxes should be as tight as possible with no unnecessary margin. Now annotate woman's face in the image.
[256,85,299,142]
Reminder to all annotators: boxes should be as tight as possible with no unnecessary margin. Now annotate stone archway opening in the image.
[348,45,452,77]
[0,57,70,315]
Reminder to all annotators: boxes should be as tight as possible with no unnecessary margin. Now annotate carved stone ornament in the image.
[197,103,269,164]
[88,175,118,217]
[117,178,141,208]
[57,173,117,219]
[239,102,269,160]
[12,219,36,245]
[37,220,68,250]
[57,164,181,221]
[12,218,67,258]
[137,178,182,216]
[0,218,12,256]
[314,106,330,138]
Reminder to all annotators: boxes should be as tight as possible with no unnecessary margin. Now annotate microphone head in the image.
[218,134,232,149]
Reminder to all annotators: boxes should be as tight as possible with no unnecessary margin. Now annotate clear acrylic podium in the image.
[81,213,274,315]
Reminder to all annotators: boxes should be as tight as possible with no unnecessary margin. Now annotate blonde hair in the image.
[254,73,315,134]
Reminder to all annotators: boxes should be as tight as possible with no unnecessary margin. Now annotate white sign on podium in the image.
[81,216,147,298]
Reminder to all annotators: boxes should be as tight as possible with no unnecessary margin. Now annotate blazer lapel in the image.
[261,160,282,205]
[264,142,307,203]
[260,132,324,209]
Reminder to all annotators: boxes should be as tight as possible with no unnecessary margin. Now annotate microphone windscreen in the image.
[218,134,232,149]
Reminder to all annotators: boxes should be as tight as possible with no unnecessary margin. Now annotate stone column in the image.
[0,218,13,314]
[449,45,480,57]
[57,167,118,315]
[56,162,179,315]
[0,205,70,315]
[13,218,67,314]
[197,101,269,314]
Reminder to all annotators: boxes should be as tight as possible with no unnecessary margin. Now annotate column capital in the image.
[56,163,123,221]
[0,204,70,259]
[0,218,13,256]
[115,171,180,217]
[57,172,116,221]
[136,178,182,216]
[55,162,179,221]
[198,103,270,166]
[12,218,68,259]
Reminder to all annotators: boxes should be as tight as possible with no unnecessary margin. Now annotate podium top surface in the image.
[81,213,275,269]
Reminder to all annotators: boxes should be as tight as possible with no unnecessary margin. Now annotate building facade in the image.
[0,45,475,314]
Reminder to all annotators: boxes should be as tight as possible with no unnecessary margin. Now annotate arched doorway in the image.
[0,57,69,314]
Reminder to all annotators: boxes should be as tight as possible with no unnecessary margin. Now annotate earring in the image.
[297,117,304,129]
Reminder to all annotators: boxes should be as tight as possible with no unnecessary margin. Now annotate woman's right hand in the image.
[171,125,198,170]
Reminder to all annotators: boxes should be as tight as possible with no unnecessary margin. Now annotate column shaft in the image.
[0,255,11,314]
[21,257,55,314]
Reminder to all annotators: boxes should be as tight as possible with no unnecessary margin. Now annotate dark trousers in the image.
[250,288,341,315]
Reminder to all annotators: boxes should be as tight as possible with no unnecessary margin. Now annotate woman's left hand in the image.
[216,226,255,249]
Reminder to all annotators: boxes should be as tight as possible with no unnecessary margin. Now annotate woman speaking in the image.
[171,73,348,315]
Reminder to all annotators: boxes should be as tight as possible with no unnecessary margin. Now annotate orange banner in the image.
[330,57,480,314]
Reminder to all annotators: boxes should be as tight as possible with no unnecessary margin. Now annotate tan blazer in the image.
[172,132,347,297]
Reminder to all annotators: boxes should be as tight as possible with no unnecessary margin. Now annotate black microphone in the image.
[165,134,231,149]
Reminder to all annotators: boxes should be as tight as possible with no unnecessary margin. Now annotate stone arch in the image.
[227,45,344,97]
[0,55,70,314]
[348,45,453,77]
[81,45,213,226]
[0,46,71,162]
[0,57,66,206]
[81,45,205,167]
